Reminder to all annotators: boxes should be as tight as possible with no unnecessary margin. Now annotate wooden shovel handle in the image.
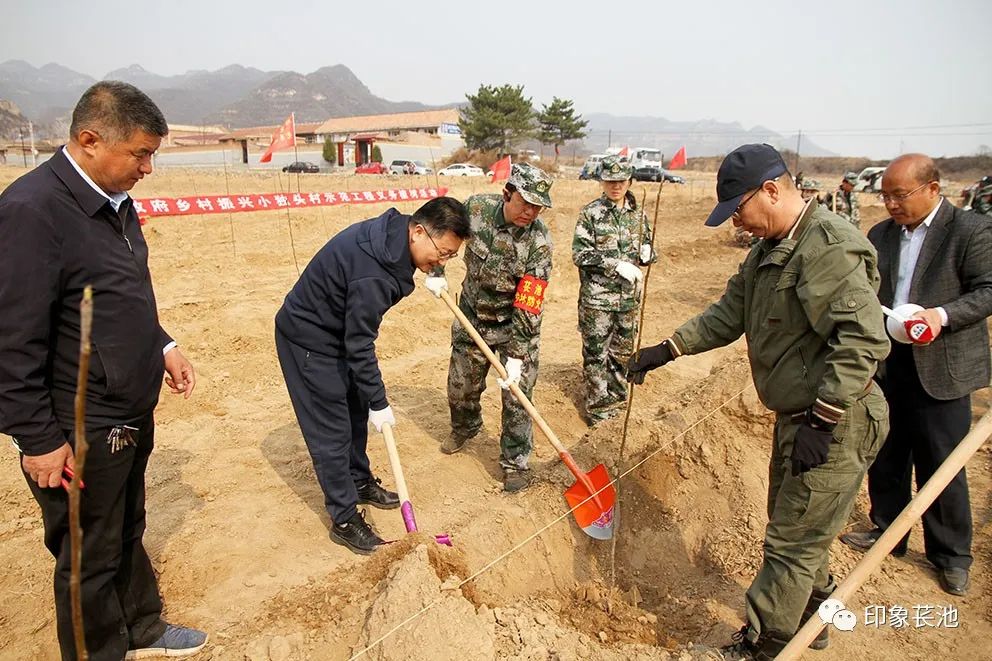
[380,423,411,504]
[777,409,992,660]
[439,290,568,456]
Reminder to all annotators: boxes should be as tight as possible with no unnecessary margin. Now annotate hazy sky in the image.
[4,0,990,158]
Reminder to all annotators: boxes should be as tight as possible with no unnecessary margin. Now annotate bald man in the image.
[840,154,992,597]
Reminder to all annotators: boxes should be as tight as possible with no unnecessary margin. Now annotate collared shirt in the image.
[62,147,129,212]
[893,198,948,325]
[63,147,177,354]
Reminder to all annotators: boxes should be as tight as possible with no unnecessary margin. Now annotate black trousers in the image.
[870,343,973,570]
[24,413,166,661]
[275,328,372,524]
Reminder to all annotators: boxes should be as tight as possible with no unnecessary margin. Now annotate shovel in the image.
[381,422,452,546]
[437,290,615,540]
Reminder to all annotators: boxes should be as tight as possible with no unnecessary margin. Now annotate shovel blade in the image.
[563,463,616,540]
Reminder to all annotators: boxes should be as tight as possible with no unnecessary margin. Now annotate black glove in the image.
[626,340,676,385]
[790,410,836,476]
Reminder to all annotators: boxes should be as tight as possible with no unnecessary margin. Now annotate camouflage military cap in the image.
[598,156,633,181]
[507,163,553,208]
[800,177,822,191]
[842,171,858,184]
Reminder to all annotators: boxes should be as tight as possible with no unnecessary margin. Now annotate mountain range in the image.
[0,60,832,156]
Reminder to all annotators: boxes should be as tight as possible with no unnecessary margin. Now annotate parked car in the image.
[355,161,387,174]
[853,166,886,192]
[282,161,320,173]
[579,154,607,180]
[438,163,485,177]
[389,159,433,175]
[632,167,685,184]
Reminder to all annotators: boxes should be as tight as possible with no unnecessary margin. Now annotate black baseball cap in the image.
[704,144,788,227]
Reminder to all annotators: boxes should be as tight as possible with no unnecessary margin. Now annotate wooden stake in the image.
[69,285,93,660]
[609,178,664,591]
[777,410,992,660]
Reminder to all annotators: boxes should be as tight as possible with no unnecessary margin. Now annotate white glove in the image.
[368,405,395,432]
[639,244,652,264]
[425,275,447,298]
[615,261,643,284]
[497,357,523,390]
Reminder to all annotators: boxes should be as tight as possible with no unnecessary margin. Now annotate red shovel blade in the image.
[563,463,616,540]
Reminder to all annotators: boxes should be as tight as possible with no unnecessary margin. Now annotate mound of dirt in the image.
[354,544,495,660]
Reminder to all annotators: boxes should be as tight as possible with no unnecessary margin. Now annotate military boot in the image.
[441,427,480,455]
[330,511,384,555]
[502,467,529,492]
[799,580,835,650]
[720,625,791,661]
[356,476,400,509]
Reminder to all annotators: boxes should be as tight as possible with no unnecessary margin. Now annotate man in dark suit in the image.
[840,154,992,596]
[0,82,206,660]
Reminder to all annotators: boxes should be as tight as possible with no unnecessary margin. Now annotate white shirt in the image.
[63,147,177,355]
[62,147,129,212]
[893,198,948,325]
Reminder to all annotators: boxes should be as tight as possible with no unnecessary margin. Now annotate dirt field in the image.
[0,165,988,661]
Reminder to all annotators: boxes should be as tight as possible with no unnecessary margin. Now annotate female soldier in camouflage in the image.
[571,156,655,424]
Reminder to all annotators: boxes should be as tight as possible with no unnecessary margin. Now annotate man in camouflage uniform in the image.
[572,156,654,424]
[834,171,861,227]
[439,163,553,492]
[628,145,889,660]
[799,177,823,202]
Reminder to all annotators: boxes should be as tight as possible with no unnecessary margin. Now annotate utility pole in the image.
[28,121,36,168]
[794,130,802,175]
[608,129,612,149]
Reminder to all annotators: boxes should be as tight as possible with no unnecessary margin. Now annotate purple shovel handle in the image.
[400,501,418,533]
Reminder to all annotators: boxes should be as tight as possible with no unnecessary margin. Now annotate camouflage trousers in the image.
[745,385,889,636]
[578,304,636,422]
[447,315,539,470]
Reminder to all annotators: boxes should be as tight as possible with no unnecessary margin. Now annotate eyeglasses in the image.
[878,181,933,204]
[419,225,459,260]
[732,176,779,219]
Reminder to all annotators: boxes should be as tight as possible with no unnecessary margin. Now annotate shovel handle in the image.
[439,290,567,456]
[438,290,604,506]
[381,423,412,506]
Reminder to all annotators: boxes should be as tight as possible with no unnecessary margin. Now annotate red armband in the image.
[514,275,548,314]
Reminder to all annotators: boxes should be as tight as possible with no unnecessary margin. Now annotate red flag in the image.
[618,145,629,158]
[259,113,296,163]
[490,155,511,183]
[669,146,687,170]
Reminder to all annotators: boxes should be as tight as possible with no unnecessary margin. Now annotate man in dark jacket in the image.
[275,197,469,554]
[840,154,992,596]
[0,82,204,660]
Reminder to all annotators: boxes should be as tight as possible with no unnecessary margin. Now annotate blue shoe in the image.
[125,624,208,659]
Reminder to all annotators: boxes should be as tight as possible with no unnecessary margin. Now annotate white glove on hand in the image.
[639,243,652,264]
[615,261,643,284]
[424,275,447,298]
[368,406,395,432]
[497,357,523,390]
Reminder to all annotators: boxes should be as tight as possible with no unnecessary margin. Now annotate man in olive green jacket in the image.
[628,144,890,660]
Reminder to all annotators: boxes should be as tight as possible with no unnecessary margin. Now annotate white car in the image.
[438,163,485,177]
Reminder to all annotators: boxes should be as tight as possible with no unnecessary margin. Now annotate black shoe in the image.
[938,568,969,596]
[330,511,385,555]
[502,468,529,493]
[839,528,907,557]
[720,625,790,661]
[356,476,400,509]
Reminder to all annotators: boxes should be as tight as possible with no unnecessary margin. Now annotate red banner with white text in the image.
[133,187,449,221]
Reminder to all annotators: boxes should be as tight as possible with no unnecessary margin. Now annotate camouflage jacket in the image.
[572,193,655,311]
[671,200,888,423]
[459,194,553,357]
[827,190,860,227]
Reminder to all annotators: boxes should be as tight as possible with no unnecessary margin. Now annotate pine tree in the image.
[459,84,534,155]
[371,145,383,163]
[322,136,337,165]
[536,97,587,163]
